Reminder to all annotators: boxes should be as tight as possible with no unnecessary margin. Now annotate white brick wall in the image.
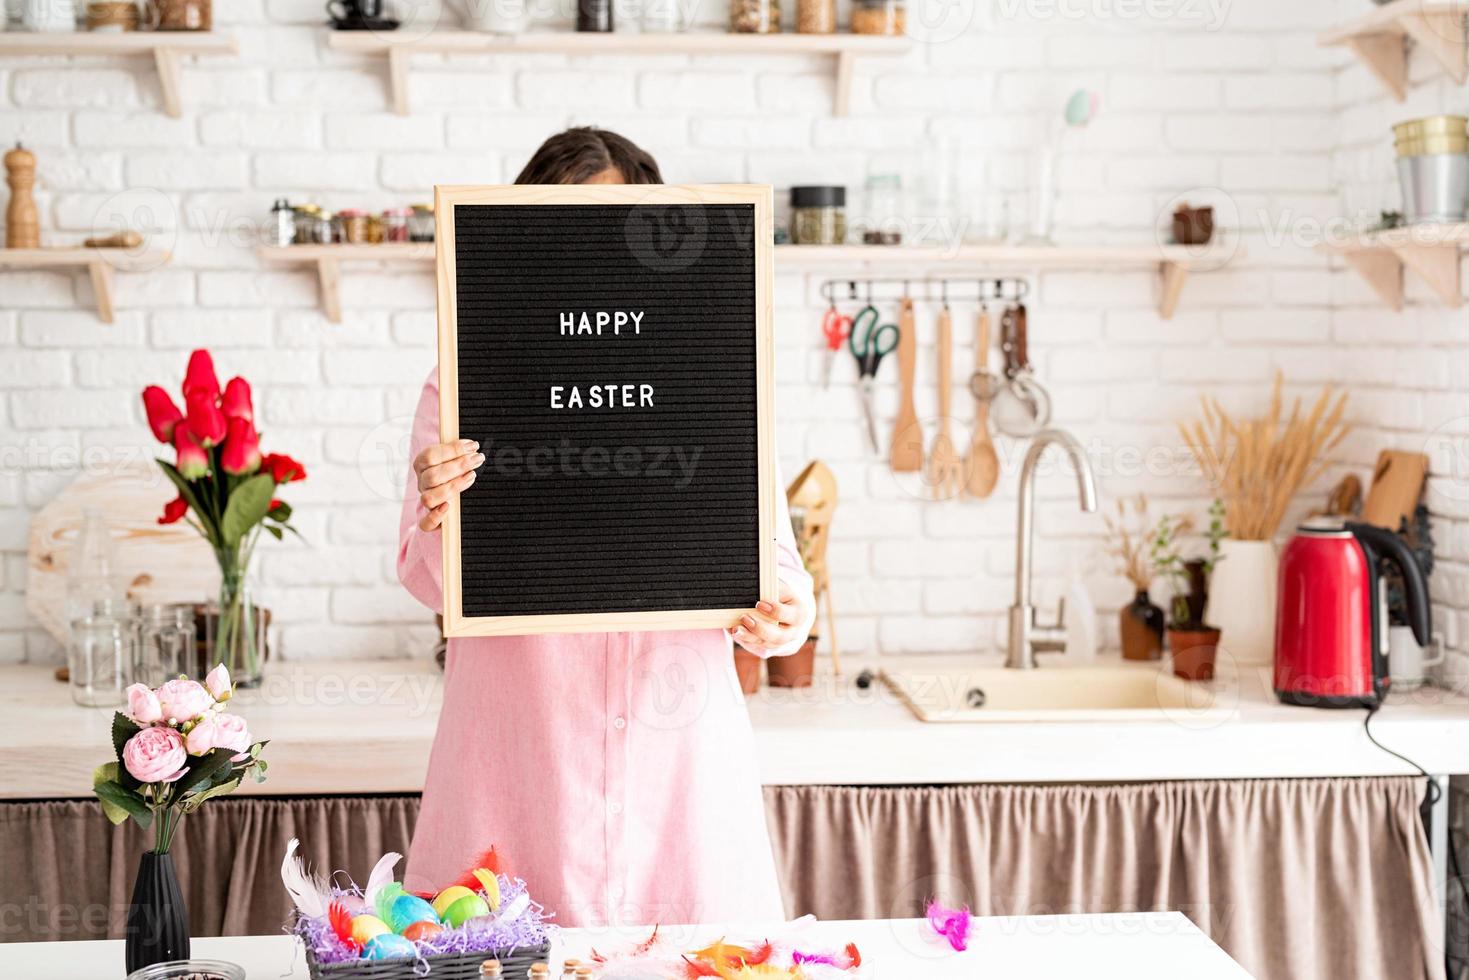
[0,0,1367,665]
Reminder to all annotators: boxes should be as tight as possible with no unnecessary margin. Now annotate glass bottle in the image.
[66,509,125,636]
[478,960,502,978]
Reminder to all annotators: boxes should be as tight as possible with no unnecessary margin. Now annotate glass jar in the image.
[796,0,833,33]
[336,208,370,244]
[382,207,412,243]
[851,0,903,34]
[134,604,196,688]
[69,615,136,708]
[860,174,905,245]
[789,185,846,245]
[641,0,686,31]
[409,204,435,242]
[291,205,322,245]
[730,0,779,33]
[126,960,245,980]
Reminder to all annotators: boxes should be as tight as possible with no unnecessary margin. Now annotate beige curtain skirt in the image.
[0,778,1442,980]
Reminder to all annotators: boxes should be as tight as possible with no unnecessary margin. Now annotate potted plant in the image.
[94,665,268,972]
[1103,493,1165,661]
[142,350,306,686]
[1153,501,1226,681]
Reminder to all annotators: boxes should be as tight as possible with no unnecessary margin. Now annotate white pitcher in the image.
[1204,538,1278,667]
[450,0,527,32]
[21,0,78,31]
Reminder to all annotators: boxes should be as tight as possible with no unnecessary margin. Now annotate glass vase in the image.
[202,550,269,688]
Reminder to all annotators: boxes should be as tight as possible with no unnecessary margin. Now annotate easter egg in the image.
[431,885,476,917]
[387,893,439,934]
[362,933,417,960]
[401,920,443,942]
[349,914,391,946]
[441,893,490,928]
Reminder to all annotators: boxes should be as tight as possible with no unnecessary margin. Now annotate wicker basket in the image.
[305,942,552,980]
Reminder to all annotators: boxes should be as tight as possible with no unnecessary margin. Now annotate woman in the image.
[398,128,815,927]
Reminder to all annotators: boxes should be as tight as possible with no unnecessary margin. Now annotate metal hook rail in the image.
[819,276,1031,306]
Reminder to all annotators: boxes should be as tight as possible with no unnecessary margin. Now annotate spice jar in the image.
[268,198,295,248]
[860,174,904,244]
[291,204,320,244]
[409,203,435,242]
[730,0,779,33]
[789,185,846,245]
[576,0,612,31]
[382,206,412,243]
[852,0,904,34]
[336,208,370,244]
[796,0,833,33]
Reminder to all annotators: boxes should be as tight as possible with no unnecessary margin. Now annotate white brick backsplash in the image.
[0,6,1464,668]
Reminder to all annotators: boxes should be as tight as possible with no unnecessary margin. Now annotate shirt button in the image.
[613,716,627,730]
[608,801,623,815]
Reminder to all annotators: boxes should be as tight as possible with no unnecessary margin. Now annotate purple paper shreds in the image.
[294,876,556,965]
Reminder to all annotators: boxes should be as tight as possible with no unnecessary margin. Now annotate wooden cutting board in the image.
[1361,449,1429,531]
[26,462,219,643]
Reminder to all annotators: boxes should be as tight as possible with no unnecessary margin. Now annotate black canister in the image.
[577,0,613,31]
[790,185,847,245]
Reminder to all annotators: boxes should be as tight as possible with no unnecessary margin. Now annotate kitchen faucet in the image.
[1006,429,1099,670]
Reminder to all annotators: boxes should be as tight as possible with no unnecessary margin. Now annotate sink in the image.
[880,658,1236,723]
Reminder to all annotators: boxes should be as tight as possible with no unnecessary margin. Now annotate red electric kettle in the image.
[1274,517,1431,708]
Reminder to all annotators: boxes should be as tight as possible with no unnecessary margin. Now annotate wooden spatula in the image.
[964,307,1000,498]
[889,297,923,472]
[925,304,963,498]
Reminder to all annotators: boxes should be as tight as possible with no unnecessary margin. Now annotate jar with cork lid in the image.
[478,959,502,978]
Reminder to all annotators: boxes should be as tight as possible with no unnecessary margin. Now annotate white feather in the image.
[280,837,329,920]
[362,850,402,907]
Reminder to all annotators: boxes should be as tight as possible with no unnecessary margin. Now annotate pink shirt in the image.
[398,371,814,927]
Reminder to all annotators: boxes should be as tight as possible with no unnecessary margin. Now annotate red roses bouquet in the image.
[142,349,306,683]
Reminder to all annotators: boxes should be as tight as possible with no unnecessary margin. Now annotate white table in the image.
[1,913,1253,978]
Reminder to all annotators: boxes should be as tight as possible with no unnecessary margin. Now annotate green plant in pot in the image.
[1152,500,1226,681]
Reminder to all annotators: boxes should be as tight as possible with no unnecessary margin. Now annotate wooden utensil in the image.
[925,303,964,498]
[889,296,923,472]
[787,460,839,673]
[5,142,40,250]
[84,230,144,249]
[1363,449,1428,530]
[965,306,1000,498]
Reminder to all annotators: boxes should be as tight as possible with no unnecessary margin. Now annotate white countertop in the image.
[4,654,1469,799]
[0,912,1253,979]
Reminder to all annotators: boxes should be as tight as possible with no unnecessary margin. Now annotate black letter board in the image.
[434,184,776,637]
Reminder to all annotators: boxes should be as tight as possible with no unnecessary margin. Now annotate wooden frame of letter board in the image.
[434,183,777,638]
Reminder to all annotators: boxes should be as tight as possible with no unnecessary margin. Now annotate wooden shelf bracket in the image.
[1321,0,1468,102]
[1392,241,1463,306]
[1346,33,1409,101]
[1158,261,1188,320]
[1341,249,1405,310]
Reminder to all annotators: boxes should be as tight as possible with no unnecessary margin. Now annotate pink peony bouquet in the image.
[94,664,268,853]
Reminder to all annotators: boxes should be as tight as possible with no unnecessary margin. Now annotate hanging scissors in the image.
[848,298,899,455]
[820,304,852,390]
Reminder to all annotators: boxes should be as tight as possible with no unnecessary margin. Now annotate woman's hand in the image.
[730,578,811,655]
[414,438,484,532]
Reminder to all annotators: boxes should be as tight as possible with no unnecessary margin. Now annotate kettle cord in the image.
[1363,704,1442,808]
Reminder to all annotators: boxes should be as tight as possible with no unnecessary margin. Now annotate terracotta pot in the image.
[1172,206,1214,245]
[767,636,818,688]
[1169,627,1221,681]
[1119,590,1164,661]
[733,648,762,695]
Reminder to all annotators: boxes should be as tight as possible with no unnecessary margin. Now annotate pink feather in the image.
[926,899,972,952]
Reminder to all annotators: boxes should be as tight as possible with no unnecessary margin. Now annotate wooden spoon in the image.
[964,307,1000,498]
[925,304,963,498]
[889,297,923,472]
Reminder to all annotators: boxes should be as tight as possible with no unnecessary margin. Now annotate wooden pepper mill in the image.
[5,142,41,250]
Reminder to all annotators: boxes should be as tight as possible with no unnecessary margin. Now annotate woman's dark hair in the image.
[514,127,663,185]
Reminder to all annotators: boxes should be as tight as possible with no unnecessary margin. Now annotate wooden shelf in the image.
[0,246,173,322]
[1319,222,1469,310]
[325,30,910,116]
[1319,0,1466,102]
[0,31,238,117]
[259,240,1232,322]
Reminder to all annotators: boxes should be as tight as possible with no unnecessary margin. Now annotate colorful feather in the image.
[681,956,724,978]
[844,943,861,967]
[925,899,973,952]
[362,850,401,910]
[327,900,360,951]
[373,881,406,923]
[472,867,502,911]
[280,838,330,920]
[447,846,504,891]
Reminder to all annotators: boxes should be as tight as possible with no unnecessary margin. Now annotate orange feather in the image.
[328,900,359,950]
[447,846,506,891]
[845,942,861,967]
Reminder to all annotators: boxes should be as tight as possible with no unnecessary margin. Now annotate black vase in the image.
[125,851,190,973]
[1120,589,1165,661]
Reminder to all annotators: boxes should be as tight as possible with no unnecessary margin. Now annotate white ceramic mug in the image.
[1388,625,1444,690]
